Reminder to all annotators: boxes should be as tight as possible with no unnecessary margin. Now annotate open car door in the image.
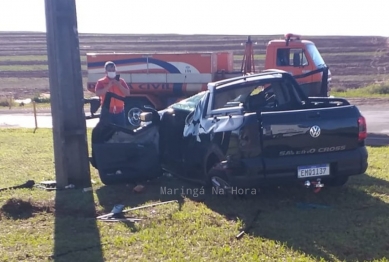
[90,92,163,185]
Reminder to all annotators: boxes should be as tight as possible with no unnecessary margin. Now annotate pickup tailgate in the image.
[260,105,362,158]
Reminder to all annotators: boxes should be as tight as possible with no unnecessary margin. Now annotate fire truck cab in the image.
[264,33,332,97]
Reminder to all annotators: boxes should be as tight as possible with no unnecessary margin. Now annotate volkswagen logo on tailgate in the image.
[309,125,321,138]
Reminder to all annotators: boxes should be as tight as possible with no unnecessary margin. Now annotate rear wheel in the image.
[201,144,229,192]
[203,144,256,197]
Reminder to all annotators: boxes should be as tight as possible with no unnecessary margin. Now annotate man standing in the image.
[95,61,130,126]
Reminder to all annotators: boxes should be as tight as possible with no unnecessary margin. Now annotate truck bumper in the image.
[227,146,368,188]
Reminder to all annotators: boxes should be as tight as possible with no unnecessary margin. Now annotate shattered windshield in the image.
[306,43,326,67]
[170,91,207,111]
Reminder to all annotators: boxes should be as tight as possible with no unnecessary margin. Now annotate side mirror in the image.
[140,112,153,122]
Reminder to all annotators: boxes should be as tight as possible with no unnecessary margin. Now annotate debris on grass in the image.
[0,179,35,192]
[96,200,179,221]
[236,209,261,240]
[133,184,145,193]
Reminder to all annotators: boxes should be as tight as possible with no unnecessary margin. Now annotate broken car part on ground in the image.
[90,70,368,193]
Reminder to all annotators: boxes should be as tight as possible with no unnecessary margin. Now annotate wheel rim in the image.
[211,176,232,193]
[127,107,142,127]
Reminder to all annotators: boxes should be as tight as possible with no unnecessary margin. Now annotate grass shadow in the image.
[52,189,104,262]
[180,173,389,261]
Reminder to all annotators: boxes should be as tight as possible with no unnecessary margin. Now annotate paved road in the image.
[0,113,99,128]
[0,104,388,146]
[357,105,389,146]
[359,106,389,133]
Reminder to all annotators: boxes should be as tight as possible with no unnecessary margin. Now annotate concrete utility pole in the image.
[45,0,91,188]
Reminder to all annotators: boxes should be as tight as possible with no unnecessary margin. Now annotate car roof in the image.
[209,70,288,91]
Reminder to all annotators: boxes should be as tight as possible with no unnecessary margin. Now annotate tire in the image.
[124,98,154,128]
[200,143,235,196]
[202,143,226,184]
[326,176,349,187]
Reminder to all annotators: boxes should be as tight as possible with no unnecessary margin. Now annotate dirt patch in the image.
[0,198,54,220]
[0,196,99,220]
[0,70,50,78]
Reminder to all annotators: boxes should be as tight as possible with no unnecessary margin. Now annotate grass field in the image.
[0,128,389,261]
[0,32,388,100]
[1,31,388,262]
[331,82,389,98]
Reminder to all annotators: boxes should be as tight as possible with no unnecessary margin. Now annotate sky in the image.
[0,0,388,36]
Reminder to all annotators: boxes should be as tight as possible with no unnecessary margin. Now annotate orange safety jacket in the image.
[95,76,129,113]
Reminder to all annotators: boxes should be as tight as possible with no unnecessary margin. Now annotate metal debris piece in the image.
[133,184,145,193]
[97,204,145,222]
[236,209,261,240]
[35,181,77,191]
[96,200,179,220]
[83,187,93,192]
[99,217,143,222]
[111,204,125,214]
[34,180,57,191]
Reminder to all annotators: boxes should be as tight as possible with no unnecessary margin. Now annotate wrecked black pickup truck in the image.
[90,69,368,192]
[159,70,369,191]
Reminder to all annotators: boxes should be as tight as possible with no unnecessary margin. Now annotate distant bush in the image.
[32,95,51,103]
[0,97,17,107]
[331,86,347,93]
[331,81,389,97]
[363,82,389,94]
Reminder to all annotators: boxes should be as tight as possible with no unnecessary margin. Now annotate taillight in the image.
[358,116,367,141]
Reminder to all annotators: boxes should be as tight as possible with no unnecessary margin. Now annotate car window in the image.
[212,79,301,112]
[306,43,325,66]
[245,81,301,112]
[245,85,278,111]
[212,83,265,110]
[276,48,309,67]
[170,91,206,111]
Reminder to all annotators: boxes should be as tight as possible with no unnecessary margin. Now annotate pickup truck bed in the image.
[231,103,368,188]
[214,101,368,189]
